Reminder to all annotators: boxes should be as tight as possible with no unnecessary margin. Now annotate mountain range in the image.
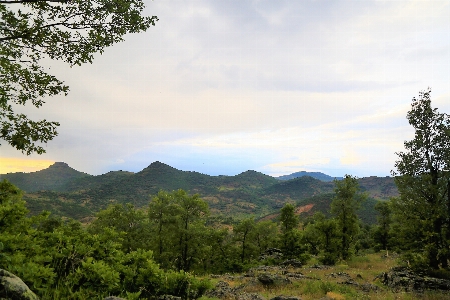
[277,171,343,182]
[0,161,399,223]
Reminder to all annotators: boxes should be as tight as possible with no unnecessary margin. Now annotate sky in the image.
[1,0,450,177]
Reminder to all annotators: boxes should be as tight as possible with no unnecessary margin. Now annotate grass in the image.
[206,252,450,300]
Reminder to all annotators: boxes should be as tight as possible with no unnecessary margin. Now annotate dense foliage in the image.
[0,176,389,299]
[0,0,157,154]
[391,88,450,271]
[0,181,211,299]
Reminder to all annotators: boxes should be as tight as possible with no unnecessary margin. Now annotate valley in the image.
[1,161,398,223]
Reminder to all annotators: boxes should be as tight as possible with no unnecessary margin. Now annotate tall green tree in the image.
[279,203,307,260]
[233,217,256,264]
[254,220,278,255]
[0,1,158,154]
[372,200,392,252]
[303,212,340,265]
[0,179,28,231]
[88,203,150,252]
[171,190,209,272]
[331,175,366,260]
[280,203,299,233]
[148,190,179,267]
[392,88,450,270]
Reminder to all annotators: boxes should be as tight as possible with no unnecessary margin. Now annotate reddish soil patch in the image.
[296,203,314,214]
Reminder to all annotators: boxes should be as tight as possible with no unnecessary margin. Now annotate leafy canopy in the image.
[391,88,450,270]
[0,0,158,154]
[331,175,366,260]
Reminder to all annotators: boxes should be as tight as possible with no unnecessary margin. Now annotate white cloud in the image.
[7,0,450,177]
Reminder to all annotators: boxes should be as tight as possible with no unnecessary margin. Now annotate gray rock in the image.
[380,266,450,292]
[280,259,303,268]
[257,274,291,286]
[270,296,301,300]
[158,295,182,300]
[0,269,39,300]
[259,248,283,261]
[205,281,265,300]
[359,283,380,292]
[104,297,126,300]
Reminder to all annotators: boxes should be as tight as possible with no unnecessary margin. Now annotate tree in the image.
[0,179,28,232]
[0,1,158,154]
[372,200,392,252]
[392,88,450,270]
[279,203,308,260]
[254,220,278,255]
[88,203,150,252]
[331,175,366,260]
[280,202,298,233]
[233,217,256,264]
[303,212,340,265]
[148,190,179,267]
[171,190,209,272]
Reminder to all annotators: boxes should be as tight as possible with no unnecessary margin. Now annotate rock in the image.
[258,274,275,285]
[0,269,39,300]
[257,273,290,286]
[338,279,358,286]
[285,272,304,279]
[205,281,264,300]
[270,296,301,300]
[236,293,266,300]
[380,266,450,292]
[259,248,283,261]
[158,295,182,300]
[280,259,303,268]
[359,283,380,292]
[104,297,126,300]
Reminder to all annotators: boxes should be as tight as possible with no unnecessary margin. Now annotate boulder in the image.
[0,269,39,300]
[257,273,291,286]
[158,296,182,300]
[380,266,450,292]
[205,281,265,300]
[259,248,283,261]
[280,259,303,268]
[270,296,301,300]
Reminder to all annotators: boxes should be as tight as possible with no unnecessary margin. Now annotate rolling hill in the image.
[2,161,398,223]
[277,171,343,182]
[0,162,91,192]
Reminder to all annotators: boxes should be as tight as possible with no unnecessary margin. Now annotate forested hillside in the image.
[1,161,398,223]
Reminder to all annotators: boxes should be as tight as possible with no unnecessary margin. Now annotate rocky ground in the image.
[205,253,450,300]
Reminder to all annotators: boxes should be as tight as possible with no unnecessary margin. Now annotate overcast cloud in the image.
[1,0,449,177]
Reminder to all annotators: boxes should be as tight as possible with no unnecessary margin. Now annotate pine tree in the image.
[392,88,450,270]
[331,175,366,260]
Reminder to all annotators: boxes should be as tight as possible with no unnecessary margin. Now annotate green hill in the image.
[0,162,91,192]
[259,192,381,224]
[9,161,397,224]
[277,171,343,182]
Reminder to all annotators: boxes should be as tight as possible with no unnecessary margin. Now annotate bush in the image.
[318,252,339,266]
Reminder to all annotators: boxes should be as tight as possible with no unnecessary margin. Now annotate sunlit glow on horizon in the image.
[0,158,54,174]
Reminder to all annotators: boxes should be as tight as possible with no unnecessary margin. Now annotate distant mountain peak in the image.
[50,162,69,168]
[142,161,176,171]
[277,171,343,182]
